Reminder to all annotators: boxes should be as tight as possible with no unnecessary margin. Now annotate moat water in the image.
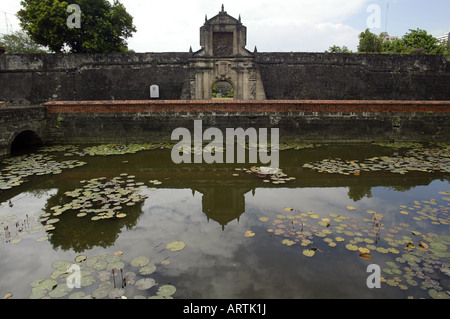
[0,142,449,299]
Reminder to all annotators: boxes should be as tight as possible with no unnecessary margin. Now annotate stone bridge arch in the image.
[9,129,43,155]
[0,106,47,156]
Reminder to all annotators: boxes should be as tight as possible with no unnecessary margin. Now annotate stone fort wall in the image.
[0,52,449,105]
[1,100,449,156]
[42,100,450,145]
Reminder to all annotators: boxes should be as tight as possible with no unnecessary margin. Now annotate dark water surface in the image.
[0,143,449,299]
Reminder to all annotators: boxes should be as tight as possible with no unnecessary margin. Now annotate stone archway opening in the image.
[10,130,43,155]
[212,81,234,100]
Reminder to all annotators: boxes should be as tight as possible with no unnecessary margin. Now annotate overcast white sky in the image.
[1,0,449,52]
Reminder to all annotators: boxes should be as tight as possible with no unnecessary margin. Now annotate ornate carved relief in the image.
[213,32,233,56]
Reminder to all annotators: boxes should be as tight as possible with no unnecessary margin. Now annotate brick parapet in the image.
[43,100,450,114]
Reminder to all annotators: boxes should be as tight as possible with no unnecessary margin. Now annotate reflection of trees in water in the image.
[347,186,372,202]
[11,146,448,248]
[42,188,144,253]
[37,170,449,247]
[388,185,417,192]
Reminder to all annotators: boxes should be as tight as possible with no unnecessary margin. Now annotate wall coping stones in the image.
[43,100,450,114]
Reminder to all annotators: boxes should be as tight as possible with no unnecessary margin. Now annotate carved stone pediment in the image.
[207,13,240,25]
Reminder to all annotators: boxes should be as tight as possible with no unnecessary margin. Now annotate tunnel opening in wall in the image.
[212,81,234,100]
[10,130,43,156]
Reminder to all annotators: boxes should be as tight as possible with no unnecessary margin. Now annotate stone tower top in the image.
[196,5,251,57]
[188,6,266,100]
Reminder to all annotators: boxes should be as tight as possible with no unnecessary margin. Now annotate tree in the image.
[326,45,352,53]
[17,0,136,53]
[402,29,443,54]
[382,38,405,54]
[0,30,47,54]
[442,41,450,60]
[357,29,384,53]
[384,28,443,55]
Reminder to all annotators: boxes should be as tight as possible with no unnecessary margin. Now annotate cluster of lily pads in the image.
[28,241,185,299]
[278,142,322,151]
[256,206,386,257]
[55,174,149,221]
[0,209,75,245]
[371,142,423,148]
[234,166,296,185]
[74,143,173,157]
[303,144,450,175]
[36,143,176,157]
[399,191,450,225]
[0,212,48,244]
[252,192,450,299]
[0,154,86,191]
[152,141,322,159]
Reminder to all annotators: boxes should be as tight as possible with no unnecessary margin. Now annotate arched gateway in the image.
[188,6,266,100]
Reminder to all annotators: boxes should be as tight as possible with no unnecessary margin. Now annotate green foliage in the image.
[383,28,444,55]
[0,30,47,54]
[442,41,450,60]
[333,28,449,59]
[326,45,352,53]
[227,87,234,98]
[17,0,136,53]
[357,29,384,53]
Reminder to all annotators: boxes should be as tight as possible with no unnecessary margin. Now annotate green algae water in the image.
[0,142,449,299]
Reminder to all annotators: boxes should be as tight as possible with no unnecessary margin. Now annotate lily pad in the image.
[51,260,72,271]
[166,241,186,251]
[92,260,108,271]
[91,285,110,299]
[139,264,157,275]
[109,288,125,299]
[48,284,70,298]
[428,289,450,299]
[303,249,315,257]
[244,230,255,238]
[345,244,359,251]
[69,291,87,299]
[135,278,156,290]
[29,287,47,299]
[131,256,150,267]
[430,242,447,251]
[80,275,96,287]
[282,239,295,246]
[358,247,370,254]
[157,285,176,297]
[41,279,58,290]
[75,255,87,263]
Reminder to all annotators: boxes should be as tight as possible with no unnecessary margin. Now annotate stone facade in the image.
[187,6,266,100]
[0,6,449,104]
[1,100,449,156]
[42,100,450,145]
